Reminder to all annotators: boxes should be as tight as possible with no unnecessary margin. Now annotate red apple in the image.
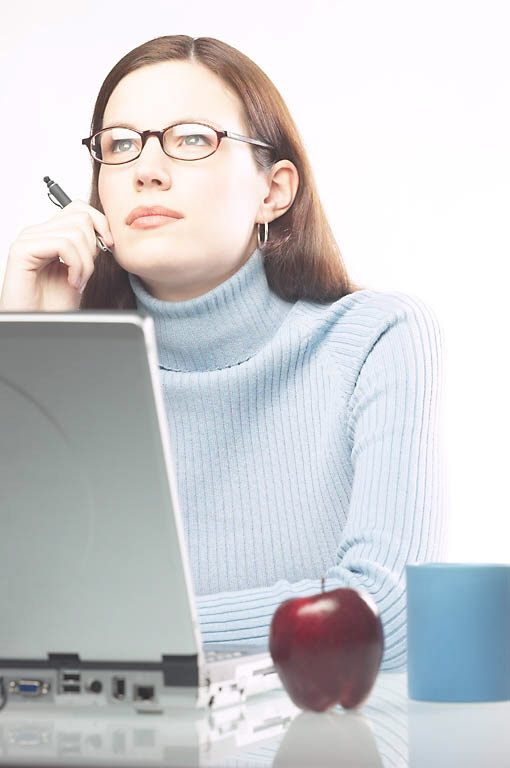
[269,584,384,712]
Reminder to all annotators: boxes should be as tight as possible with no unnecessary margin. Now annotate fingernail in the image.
[79,280,87,294]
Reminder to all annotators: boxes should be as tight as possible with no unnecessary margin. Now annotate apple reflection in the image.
[272,709,384,768]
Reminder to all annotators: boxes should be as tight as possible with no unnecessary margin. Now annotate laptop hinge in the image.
[161,655,199,687]
[47,653,81,666]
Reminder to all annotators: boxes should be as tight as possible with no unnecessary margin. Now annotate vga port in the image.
[9,680,50,696]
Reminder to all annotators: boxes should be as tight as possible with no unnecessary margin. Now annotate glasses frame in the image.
[81,121,275,164]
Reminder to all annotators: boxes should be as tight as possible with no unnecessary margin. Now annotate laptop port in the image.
[86,680,102,694]
[9,680,50,697]
[62,684,80,694]
[63,672,80,682]
[58,671,81,694]
[133,685,155,702]
[112,677,126,700]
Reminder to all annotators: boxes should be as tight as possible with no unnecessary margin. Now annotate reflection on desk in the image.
[0,669,509,767]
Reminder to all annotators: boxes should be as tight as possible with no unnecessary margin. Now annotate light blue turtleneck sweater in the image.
[127,248,447,670]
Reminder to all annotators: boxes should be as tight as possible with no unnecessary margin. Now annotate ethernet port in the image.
[133,684,155,702]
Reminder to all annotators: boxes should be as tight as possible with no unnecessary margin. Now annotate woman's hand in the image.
[0,200,114,311]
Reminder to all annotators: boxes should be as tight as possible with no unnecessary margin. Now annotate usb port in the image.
[59,670,81,694]
[62,684,80,694]
[63,672,80,682]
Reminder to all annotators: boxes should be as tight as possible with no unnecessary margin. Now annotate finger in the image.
[27,236,84,290]
[21,208,113,252]
[60,199,114,246]
[47,210,110,253]
[55,237,86,289]
[21,224,97,264]
[68,218,98,258]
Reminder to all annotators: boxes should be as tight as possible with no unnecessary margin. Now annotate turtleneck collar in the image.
[127,247,295,372]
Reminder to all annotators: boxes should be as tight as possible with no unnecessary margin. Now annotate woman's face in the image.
[98,60,272,301]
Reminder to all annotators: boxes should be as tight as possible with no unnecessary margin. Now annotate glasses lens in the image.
[92,128,142,163]
[164,123,218,160]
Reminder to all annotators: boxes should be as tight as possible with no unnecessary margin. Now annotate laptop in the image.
[0,310,281,713]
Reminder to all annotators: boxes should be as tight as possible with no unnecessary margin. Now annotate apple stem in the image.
[321,576,325,593]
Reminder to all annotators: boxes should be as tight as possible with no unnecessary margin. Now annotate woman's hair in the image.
[80,35,364,309]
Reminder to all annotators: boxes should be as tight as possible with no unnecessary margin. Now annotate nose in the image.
[133,135,172,189]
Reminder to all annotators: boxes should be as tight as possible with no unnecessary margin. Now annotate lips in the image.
[126,205,184,226]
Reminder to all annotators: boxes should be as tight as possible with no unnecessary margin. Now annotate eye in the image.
[182,134,211,146]
[165,124,218,158]
[112,139,135,153]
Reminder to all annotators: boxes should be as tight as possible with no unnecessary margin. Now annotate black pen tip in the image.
[43,176,52,184]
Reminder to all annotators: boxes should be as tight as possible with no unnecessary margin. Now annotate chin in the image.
[116,245,174,268]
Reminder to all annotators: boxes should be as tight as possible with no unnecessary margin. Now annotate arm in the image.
[196,293,448,670]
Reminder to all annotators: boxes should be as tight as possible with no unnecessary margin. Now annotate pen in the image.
[43,176,112,256]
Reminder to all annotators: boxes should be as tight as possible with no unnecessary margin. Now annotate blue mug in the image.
[406,563,510,702]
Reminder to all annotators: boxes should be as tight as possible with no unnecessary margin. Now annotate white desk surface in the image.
[0,669,509,767]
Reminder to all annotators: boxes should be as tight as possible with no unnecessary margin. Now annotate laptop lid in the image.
[0,311,203,664]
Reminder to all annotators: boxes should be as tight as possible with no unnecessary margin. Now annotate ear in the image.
[256,160,300,225]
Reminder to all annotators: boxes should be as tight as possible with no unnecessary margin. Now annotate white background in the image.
[1,0,509,563]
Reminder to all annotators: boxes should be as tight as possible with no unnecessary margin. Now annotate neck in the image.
[127,247,295,372]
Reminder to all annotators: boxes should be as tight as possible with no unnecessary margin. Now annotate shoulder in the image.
[296,287,443,347]
[343,288,443,344]
[293,288,444,390]
[331,287,440,326]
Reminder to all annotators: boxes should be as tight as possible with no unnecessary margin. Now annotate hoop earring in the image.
[257,221,269,249]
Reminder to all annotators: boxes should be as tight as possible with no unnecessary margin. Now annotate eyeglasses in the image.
[81,121,274,164]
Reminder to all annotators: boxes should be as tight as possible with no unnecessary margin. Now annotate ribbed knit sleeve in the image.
[195,292,447,670]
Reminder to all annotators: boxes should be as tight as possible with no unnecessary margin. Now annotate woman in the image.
[0,35,447,669]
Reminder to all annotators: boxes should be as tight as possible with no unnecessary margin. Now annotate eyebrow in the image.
[102,116,224,131]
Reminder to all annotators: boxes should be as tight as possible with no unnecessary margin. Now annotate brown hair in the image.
[80,35,364,309]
